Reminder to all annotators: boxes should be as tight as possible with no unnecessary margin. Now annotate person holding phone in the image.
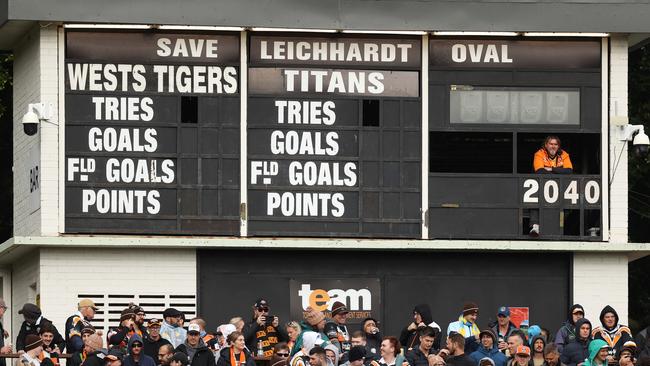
[243,298,288,357]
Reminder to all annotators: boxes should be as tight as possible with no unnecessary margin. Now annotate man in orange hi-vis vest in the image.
[530,136,573,237]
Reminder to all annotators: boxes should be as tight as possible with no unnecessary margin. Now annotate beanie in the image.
[86,333,104,352]
[463,302,479,317]
[120,308,136,322]
[304,306,325,326]
[24,335,42,352]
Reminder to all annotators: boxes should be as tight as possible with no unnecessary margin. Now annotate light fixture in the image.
[157,25,245,31]
[432,31,520,36]
[523,32,609,37]
[64,24,152,29]
[250,27,338,33]
[341,30,426,35]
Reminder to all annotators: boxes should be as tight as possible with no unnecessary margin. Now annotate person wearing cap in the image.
[243,298,288,357]
[617,342,637,366]
[470,329,507,366]
[20,334,53,366]
[506,332,527,364]
[560,318,592,366]
[160,308,187,349]
[289,331,325,366]
[344,345,366,366]
[510,346,532,366]
[446,303,480,354]
[217,331,254,366]
[68,326,97,366]
[492,307,517,354]
[592,306,633,361]
[176,323,216,366]
[65,299,97,354]
[131,305,149,340]
[445,332,476,366]
[16,303,65,353]
[554,305,585,354]
[330,302,352,353]
[124,334,156,366]
[170,352,189,366]
[105,348,125,366]
[400,304,442,353]
[81,333,109,366]
[406,327,438,366]
[362,318,382,359]
[108,308,139,352]
[144,319,172,361]
[584,340,609,366]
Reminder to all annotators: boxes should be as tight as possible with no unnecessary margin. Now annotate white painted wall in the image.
[10,250,40,340]
[573,252,628,324]
[13,25,42,237]
[38,247,197,335]
[12,23,60,237]
[609,35,629,243]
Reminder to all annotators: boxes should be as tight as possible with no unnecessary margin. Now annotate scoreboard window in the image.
[428,38,602,240]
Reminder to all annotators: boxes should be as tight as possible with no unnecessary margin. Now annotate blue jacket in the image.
[124,334,157,366]
[470,346,508,366]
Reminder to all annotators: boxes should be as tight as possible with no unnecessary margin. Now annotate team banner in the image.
[289,278,381,326]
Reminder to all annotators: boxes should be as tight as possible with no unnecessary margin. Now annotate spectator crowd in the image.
[0,298,649,366]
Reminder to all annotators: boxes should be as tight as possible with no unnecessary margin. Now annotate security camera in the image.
[633,129,650,156]
[619,124,650,156]
[22,110,39,136]
[21,103,55,136]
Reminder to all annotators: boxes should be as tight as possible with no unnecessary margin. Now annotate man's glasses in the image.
[132,343,143,348]
[277,353,289,357]
[258,307,269,312]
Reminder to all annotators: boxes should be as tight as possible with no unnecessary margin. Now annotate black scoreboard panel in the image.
[247,34,422,237]
[65,30,241,234]
[428,38,602,240]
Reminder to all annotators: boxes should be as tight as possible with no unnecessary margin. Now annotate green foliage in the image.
[0,53,13,119]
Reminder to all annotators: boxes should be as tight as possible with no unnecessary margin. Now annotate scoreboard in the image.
[64,30,603,240]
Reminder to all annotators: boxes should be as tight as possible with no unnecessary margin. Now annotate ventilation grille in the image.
[77,294,197,333]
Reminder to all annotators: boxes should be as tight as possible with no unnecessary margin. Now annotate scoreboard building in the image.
[0,0,649,339]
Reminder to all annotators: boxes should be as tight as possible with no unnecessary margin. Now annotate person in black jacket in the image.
[217,332,255,366]
[144,319,171,361]
[176,324,217,366]
[405,327,438,366]
[242,298,288,357]
[362,318,382,357]
[16,303,65,352]
[400,305,441,352]
[554,305,585,354]
[82,333,109,366]
[560,318,592,366]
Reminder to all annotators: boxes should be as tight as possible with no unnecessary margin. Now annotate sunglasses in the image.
[132,343,143,348]
[277,353,289,357]
[258,307,269,312]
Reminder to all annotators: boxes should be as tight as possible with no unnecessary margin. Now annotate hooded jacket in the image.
[217,346,255,366]
[591,306,632,359]
[530,335,547,366]
[560,319,591,366]
[469,343,508,366]
[555,304,585,353]
[123,334,157,366]
[399,305,441,351]
[583,339,608,366]
[176,338,217,366]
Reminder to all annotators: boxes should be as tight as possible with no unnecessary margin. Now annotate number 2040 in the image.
[522,179,600,204]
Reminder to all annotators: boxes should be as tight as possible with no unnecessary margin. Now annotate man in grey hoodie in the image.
[175,324,216,366]
[124,334,157,366]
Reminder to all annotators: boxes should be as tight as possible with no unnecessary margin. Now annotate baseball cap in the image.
[148,319,161,328]
[516,346,531,356]
[163,308,182,318]
[188,323,201,335]
[497,306,510,317]
[254,298,269,309]
[78,299,98,310]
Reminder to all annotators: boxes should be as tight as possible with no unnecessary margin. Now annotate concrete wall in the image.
[38,247,197,335]
[12,23,60,237]
[573,252,628,324]
[10,250,40,339]
[609,35,629,243]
